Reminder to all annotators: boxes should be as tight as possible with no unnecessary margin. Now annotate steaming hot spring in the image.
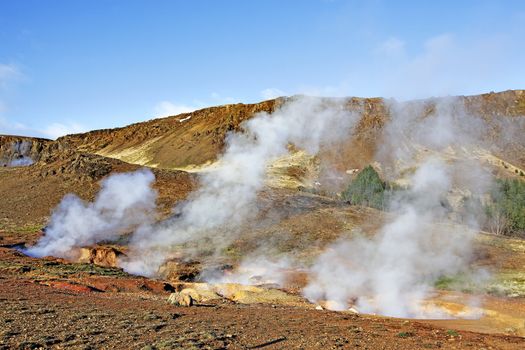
[19,227,525,337]
[20,96,525,337]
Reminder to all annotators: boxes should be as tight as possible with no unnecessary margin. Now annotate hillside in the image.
[0,90,524,228]
[3,91,518,171]
[1,90,525,348]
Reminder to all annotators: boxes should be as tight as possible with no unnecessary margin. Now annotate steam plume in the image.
[121,96,359,275]
[303,98,493,317]
[23,94,511,320]
[25,169,157,258]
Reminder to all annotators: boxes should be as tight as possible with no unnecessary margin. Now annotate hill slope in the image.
[58,90,525,170]
[1,90,524,228]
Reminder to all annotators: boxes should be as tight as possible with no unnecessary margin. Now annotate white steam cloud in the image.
[23,95,509,320]
[25,169,157,259]
[24,97,359,275]
[304,159,476,317]
[3,141,34,167]
[8,156,33,166]
[121,96,359,275]
[205,256,295,287]
[303,98,493,318]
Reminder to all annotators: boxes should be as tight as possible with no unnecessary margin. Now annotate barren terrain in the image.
[1,90,525,349]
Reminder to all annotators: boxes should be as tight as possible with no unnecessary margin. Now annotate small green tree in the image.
[485,178,525,236]
[342,165,387,209]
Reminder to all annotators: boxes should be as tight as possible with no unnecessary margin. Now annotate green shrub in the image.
[446,330,459,337]
[342,165,391,210]
[485,178,525,236]
[397,332,414,338]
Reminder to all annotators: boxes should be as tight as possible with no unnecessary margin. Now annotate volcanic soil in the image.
[1,91,525,349]
[1,246,524,350]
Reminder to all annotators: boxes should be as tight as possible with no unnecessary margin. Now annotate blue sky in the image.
[0,0,524,139]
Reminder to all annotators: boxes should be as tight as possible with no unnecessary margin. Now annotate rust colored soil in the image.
[1,247,524,349]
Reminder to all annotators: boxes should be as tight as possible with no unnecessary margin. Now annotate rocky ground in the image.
[1,218,525,350]
[1,244,524,350]
[1,90,525,349]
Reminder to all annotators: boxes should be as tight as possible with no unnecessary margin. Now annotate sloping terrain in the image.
[0,145,195,230]
[1,243,525,349]
[2,90,523,226]
[57,99,280,169]
[1,90,525,349]
[60,90,525,171]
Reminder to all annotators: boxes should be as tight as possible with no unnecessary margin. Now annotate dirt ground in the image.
[1,90,525,349]
[1,243,524,350]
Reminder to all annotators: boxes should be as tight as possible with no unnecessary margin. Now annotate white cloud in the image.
[299,30,523,100]
[210,92,238,104]
[0,116,29,136]
[0,63,20,89]
[0,63,85,139]
[154,101,197,117]
[154,92,240,118]
[40,122,87,139]
[260,88,286,100]
[0,117,87,139]
[369,32,522,99]
[296,83,351,98]
[0,64,28,136]
[375,37,406,57]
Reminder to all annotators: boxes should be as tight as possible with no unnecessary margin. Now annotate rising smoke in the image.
[8,156,33,166]
[25,169,157,259]
[303,98,493,317]
[2,141,34,167]
[304,159,479,317]
[25,95,502,319]
[121,96,360,275]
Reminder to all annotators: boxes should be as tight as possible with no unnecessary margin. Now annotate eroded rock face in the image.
[213,283,309,307]
[178,284,222,303]
[157,259,202,282]
[77,246,124,267]
[167,292,193,306]
[167,282,311,307]
[0,136,51,167]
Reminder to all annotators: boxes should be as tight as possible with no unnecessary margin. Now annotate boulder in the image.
[158,259,201,282]
[179,284,222,302]
[213,283,310,307]
[168,292,194,307]
[77,246,123,267]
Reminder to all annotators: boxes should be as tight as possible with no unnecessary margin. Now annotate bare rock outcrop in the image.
[77,246,124,267]
[167,291,194,306]
[0,136,52,166]
[158,259,202,282]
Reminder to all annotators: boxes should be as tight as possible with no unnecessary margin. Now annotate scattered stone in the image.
[17,341,42,350]
[77,246,124,267]
[158,260,201,282]
[41,336,60,346]
[45,281,99,293]
[179,285,221,303]
[168,292,194,307]
[152,323,167,332]
[348,307,359,314]
[351,326,363,333]
[142,313,161,321]
[63,334,76,342]
[140,346,156,350]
